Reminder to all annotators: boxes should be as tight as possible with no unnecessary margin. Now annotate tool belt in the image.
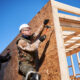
[18,55,35,65]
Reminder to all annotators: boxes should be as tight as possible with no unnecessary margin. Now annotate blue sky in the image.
[0,0,49,53]
[0,0,80,77]
[0,0,80,53]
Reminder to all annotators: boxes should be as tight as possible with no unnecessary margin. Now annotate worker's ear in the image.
[20,30,22,33]
[20,30,24,34]
[20,30,21,33]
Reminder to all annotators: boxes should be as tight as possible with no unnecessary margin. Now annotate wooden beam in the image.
[70,75,75,79]
[62,26,80,33]
[54,1,80,15]
[65,40,80,49]
[76,53,80,69]
[76,52,80,63]
[70,55,76,77]
[61,21,80,28]
[62,31,75,36]
[59,13,80,21]
[76,74,80,76]
[50,0,70,80]
[68,65,72,68]
[66,45,79,52]
[66,46,80,56]
[64,32,79,42]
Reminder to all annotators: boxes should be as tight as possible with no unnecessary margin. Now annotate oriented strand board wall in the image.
[0,1,61,80]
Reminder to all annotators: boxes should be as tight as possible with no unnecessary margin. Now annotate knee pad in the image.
[25,71,41,80]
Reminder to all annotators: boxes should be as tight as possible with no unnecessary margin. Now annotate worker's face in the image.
[21,27,32,36]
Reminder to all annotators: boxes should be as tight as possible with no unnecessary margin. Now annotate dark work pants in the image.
[19,62,36,76]
[0,55,11,70]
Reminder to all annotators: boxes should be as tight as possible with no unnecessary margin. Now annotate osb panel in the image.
[0,35,23,80]
[0,1,61,80]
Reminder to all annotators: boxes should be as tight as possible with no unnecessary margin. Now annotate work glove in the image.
[45,25,51,28]
[39,35,46,42]
[44,19,49,25]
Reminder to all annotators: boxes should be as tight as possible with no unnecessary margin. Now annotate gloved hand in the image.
[39,35,46,42]
[44,19,49,25]
[45,25,51,28]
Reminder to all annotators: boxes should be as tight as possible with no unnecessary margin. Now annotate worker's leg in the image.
[34,50,40,71]
[19,62,41,80]
[0,62,1,70]
[19,62,35,76]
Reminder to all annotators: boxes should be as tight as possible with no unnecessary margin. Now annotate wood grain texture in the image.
[0,2,61,80]
[0,1,80,80]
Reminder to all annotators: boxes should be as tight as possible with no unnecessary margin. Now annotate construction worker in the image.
[16,19,49,80]
[0,49,11,70]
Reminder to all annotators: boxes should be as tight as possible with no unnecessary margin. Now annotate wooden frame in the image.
[66,46,80,56]
[76,53,80,69]
[64,32,79,42]
[54,1,80,15]
[51,0,80,80]
[50,0,70,80]
[65,40,80,49]
[70,55,76,77]
[62,27,80,33]
[59,13,80,21]
[61,21,80,28]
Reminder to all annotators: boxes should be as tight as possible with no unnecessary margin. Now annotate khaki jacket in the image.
[17,24,44,65]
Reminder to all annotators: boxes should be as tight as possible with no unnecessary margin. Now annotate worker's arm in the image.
[33,19,49,38]
[0,54,11,63]
[33,24,44,38]
[18,35,46,52]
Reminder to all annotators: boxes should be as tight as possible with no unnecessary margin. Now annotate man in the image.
[0,49,11,70]
[16,20,49,80]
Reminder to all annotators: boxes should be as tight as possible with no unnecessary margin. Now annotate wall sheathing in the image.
[0,1,61,80]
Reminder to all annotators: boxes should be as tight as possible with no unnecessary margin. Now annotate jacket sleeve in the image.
[33,24,44,38]
[17,39,41,52]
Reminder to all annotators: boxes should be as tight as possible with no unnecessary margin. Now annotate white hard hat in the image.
[19,24,30,31]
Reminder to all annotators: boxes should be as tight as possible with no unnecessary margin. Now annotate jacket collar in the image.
[22,35,31,40]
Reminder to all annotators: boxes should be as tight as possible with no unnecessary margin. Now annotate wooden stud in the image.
[66,46,80,56]
[76,52,80,69]
[70,55,76,77]
[54,1,80,15]
[61,21,80,28]
[50,0,70,80]
[59,13,80,21]
[68,65,72,68]
[62,31,75,36]
[76,52,80,63]
[76,74,80,76]
[64,32,79,42]
[62,27,80,33]
[65,40,80,49]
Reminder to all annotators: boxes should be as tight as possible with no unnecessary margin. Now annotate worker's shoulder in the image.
[16,36,26,45]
